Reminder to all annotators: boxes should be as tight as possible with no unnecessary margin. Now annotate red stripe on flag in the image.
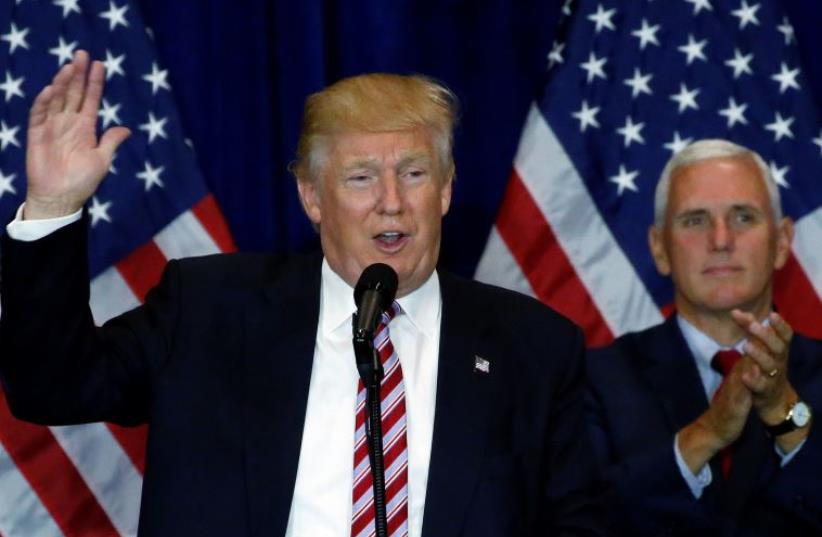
[116,241,167,302]
[773,254,822,339]
[495,170,614,347]
[0,395,119,536]
[105,424,147,475]
[192,195,237,253]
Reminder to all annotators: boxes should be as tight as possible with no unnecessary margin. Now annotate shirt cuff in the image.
[775,437,806,466]
[5,203,83,242]
[674,433,712,499]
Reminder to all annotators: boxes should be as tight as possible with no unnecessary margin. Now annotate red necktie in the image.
[710,349,742,479]
[351,302,408,537]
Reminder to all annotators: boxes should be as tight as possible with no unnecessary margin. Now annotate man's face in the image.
[297,128,453,298]
[649,156,793,319]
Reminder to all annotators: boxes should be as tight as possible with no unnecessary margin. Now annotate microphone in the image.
[354,263,399,336]
[353,263,398,385]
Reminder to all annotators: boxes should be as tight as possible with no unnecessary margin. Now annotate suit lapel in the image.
[640,317,710,433]
[421,272,499,537]
[243,255,322,537]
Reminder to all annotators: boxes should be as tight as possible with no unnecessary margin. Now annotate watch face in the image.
[791,402,812,428]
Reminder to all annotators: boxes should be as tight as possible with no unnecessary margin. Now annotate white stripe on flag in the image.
[154,211,221,260]
[0,442,65,537]
[90,266,142,325]
[793,208,822,298]
[49,424,142,537]
[475,226,538,298]
[515,105,663,335]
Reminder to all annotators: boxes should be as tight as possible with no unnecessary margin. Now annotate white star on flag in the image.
[731,0,761,30]
[610,165,640,195]
[764,112,794,141]
[99,1,130,31]
[624,68,653,98]
[631,19,660,50]
[88,196,113,226]
[670,83,700,113]
[1,22,30,54]
[572,100,601,132]
[49,36,79,66]
[143,62,171,94]
[139,112,169,143]
[724,49,753,79]
[0,120,21,150]
[547,41,564,68]
[684,0,713,15]
[136,161,165,191]
[103,50,127,80]
[678,34,708,65]
[814,131,822,156]
[768,161,790,188]
[777,17,795,45]
[718,97,748,128]
[771,62,801,94]
[53,0,81,18]
[664,132,693,154]
[0,71,25,102]
[580,52,608,83]
[588,4,617,33]
[98,99,122,128]
[0,168,16,198]
[617,116,645,147]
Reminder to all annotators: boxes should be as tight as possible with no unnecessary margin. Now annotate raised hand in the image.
[25,49,130,220]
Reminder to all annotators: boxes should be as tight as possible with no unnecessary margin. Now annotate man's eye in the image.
[347,174,372,183]
[681,215,706,227]
[732,211,756,224]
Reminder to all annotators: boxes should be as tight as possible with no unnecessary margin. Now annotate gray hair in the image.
[653,139,782,228]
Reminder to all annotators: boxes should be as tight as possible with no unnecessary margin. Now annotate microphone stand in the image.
[353,319,389,537]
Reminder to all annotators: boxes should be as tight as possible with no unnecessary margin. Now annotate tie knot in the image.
[380,301,402,326]
[711,349,742,376]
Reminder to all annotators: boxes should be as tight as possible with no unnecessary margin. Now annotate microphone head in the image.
[354,263,399,309]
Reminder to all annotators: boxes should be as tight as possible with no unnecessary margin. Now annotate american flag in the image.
[0,1,235,535]
[476,0,822,348]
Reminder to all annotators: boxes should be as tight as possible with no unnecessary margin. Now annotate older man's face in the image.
[298,128,453,297]
[649,156,793,319]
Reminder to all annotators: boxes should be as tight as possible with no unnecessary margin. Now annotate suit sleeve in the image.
[0,217,179,426]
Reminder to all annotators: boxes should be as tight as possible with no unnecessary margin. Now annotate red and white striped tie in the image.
[351,301,409,537]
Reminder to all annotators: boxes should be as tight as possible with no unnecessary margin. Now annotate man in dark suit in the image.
[0,51,604,536]
[586,139,821,535]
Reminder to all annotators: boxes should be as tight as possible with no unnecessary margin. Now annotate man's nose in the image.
[710,219,733,251]
[377,174,403,215]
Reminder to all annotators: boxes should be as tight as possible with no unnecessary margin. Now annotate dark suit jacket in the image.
[585,316,822,536]
[0,219,605,536]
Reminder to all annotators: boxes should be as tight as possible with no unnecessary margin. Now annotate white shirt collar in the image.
[676,314,760,365]
[319,259,441,337]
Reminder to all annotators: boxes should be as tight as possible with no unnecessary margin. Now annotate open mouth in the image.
[374,231,409,251]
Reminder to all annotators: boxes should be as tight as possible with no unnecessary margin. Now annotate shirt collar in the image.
[319,259,441,337]
[676,313,767,365]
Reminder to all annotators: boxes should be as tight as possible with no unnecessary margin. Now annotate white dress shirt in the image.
[673,315,803,499]
[7,205,443,536]
[284,260,441,537]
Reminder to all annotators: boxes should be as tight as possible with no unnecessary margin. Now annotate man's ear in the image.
[648,226,671,276]
[773,217,795,270]
[440,174,453,216]
[297,178,322,225]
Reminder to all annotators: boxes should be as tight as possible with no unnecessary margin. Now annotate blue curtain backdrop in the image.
[137,0,822,278]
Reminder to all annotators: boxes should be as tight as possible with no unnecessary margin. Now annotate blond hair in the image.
[291,73,459,182]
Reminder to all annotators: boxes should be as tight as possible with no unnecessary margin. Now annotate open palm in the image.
[25,50,130,219]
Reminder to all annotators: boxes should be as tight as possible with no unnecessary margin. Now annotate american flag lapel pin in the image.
[474,355,490,374]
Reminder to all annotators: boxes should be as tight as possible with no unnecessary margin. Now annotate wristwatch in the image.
[765,400,812,437]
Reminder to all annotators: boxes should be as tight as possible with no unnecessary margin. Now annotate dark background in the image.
[137,0,822,278]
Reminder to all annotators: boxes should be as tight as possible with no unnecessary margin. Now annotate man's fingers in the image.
[29,85,54,130]
[743,340,778,375]
[98,126,131,160]
[46,62,74,115]
[769,312,794,342]
[747,321,786,357]
[81,59,105,117]
[64,50,89,112]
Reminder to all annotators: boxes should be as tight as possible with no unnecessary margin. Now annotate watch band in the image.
[765,400,812,437]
